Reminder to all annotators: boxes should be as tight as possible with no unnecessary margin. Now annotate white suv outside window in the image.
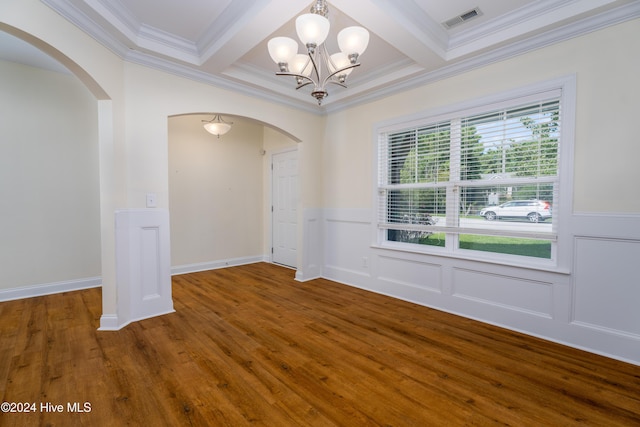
[479,200,552,223]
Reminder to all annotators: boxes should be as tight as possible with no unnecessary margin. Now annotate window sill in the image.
[371,242,571,275]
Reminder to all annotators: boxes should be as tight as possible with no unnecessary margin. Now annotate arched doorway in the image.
[167,113,299,274]
[0,25,117,329]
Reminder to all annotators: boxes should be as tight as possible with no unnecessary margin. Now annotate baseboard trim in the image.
[171,255,268,276]
[98,309,176,331]
[98,314,120,331]
[0,276,102,302]
[295,269,322,282]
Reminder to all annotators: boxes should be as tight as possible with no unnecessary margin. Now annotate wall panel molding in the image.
[377,254,443,294]
[451,268,553,318]
[297,208,323,281]
[572,236,640,337]
[572,213,640,239]
[100,209,174,330]
[319,208,640,365]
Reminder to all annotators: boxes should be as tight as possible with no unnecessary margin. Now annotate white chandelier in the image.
[267,0,369,105]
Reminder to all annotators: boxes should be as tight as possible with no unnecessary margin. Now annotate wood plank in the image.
[0,262,638,426]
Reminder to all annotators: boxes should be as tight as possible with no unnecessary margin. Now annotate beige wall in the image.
[169,115,265,266]
[323,18,640,214]
[0,60,101,289]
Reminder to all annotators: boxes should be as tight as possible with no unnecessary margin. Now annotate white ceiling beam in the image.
[199,0,309,72]
[330,0,449,69]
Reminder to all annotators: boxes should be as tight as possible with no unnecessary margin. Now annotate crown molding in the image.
[42,0,132,58]
[449,0,575,50]
[40,0,640,116]
[135,23,200,64]
[125,49,321,114]
[324,2,640,114]
[83,0,140,41]
[196,0,271,61]
[446,0,633,60]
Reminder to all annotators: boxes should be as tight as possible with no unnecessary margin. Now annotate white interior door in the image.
[272,149,298,268]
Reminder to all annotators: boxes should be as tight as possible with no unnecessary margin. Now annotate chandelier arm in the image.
[276,72,316,85]
[326,80,348,89]
[326,45,339,71]
[322,62,360,87]
[295,81,315,90]
[308,51,322,84]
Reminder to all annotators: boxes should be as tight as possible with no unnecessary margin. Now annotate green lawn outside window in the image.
[420,233,552,259]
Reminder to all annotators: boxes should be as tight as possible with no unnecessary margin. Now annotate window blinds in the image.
[378,95,561,240]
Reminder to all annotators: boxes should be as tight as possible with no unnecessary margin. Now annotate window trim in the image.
[372,75,576,273]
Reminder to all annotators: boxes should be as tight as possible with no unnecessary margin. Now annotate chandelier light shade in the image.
[328,52,352,82]
[295,13,330,48]
[267,37,298,65]
[267,0,369,105]
[202,114,232,138]
[337,26,370,57]
[290,54,313,76]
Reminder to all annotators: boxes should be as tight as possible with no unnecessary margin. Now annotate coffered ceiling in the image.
[6,0,640,112]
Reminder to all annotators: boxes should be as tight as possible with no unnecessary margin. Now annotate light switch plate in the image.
[146,192,157,208]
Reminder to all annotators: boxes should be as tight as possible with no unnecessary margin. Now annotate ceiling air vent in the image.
[443,7,482,29]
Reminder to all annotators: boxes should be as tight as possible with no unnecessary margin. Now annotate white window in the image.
[376,78,575,270]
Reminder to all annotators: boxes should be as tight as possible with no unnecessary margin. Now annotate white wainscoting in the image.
[100,208,174,330]
[296,208,323,282]
[573,237,640,337]
[318,208,640,366]
[377,254,443,298]
[451,268,553,319]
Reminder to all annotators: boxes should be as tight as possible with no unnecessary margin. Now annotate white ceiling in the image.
[4,0,639,113]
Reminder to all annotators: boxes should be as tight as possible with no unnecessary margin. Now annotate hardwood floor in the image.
[1,263,639,426]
